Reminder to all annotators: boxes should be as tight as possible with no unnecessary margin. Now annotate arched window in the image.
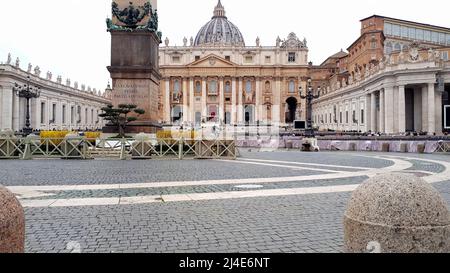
[289,80,296,93]
[195,81,201,93]
[225,81,231,93]
[245,80,252,94]
[394,43,401,52]
[209,80,217,94]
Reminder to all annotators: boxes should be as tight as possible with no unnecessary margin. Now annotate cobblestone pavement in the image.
[1,151,449,253]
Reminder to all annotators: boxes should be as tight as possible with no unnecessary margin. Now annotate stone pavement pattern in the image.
[1,151,449,253]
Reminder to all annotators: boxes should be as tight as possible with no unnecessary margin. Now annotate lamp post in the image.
[13,76,41,136]
[299,78,320,138]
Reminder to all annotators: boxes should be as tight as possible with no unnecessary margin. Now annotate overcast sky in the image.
[1,0,449,91]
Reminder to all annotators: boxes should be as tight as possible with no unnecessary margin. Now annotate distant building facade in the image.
[312,15,450,135]
[159,0,310,127]
[0,59,110,132]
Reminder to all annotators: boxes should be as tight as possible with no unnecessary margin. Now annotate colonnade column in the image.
[427,82,435,134]
[421,85,429,133]
[1,87,13,130]
[379,89,385,133]
[384,86,394,134]
[397,85,406,133]
[13,94,20,131]
[370,92,376,132]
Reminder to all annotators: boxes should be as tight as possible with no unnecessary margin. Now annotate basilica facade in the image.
[159,0,310,127]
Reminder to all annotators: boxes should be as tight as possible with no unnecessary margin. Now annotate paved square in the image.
[1,151,449,253]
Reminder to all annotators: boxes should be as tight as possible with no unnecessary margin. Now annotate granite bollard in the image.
[0,185,25,253]
[344,173,450,253]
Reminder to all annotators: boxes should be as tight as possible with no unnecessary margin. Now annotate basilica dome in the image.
[194,0,245,47]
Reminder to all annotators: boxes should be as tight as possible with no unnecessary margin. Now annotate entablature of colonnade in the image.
[314,61,447,104]
[0,64,110,105]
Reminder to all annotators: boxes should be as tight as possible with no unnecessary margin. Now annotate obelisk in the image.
[106,0,161,133]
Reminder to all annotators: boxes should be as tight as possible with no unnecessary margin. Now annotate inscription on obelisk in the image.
[107,0,161,132]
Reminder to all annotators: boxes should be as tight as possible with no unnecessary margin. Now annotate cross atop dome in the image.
[213,0,226,19]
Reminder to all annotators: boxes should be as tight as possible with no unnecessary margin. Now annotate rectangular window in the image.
[52,104,56,122]
[62,105,66,124]
[361,109,365,124]
[442,51,449,61]
[244,56,253,63]
[401,26,408,38]
[195,56,200,61]
[91,109,94,124]
[225,56,230,61]
[392,24,400,36]
[416,29,424,41]
[172,56,180,63]
[424,30,431,41]
[40,102,46,124]
[265,56,271,63]
[71,106,74,124]
[352,110,356,123]
[439,33,446,44]
[408,27,416,40]
[371,41,377,49]
[346,111,349,124]
[85,109,88,124]
[432,32,439,43]
[339,112,342,123]
[288,52,296,63]
[447,34,450,45]
[384,23,392,36]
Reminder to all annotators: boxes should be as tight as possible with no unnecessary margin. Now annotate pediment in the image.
[187,54,237,68]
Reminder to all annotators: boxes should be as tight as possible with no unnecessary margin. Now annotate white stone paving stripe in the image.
[220,159,346,173]
[19,184,360,208]
[7,156,413,197]
[237,158,375,170]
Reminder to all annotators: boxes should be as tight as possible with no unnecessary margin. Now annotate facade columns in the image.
[427,82,435,134]
[182,78,188,123]
[370,92,376,132]
[384,86,394,134]
[379,89,385,133]
[273,77,281,125]
[255,78,261,123]
[189,78,195,123]
[398,85,406,133]
[201,78,207,121]
[164,79,170,123]
[219,77,225,123]
[231,78,237,125]
[238,78,243,124]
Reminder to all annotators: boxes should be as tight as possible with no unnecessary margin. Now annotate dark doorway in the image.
[285,97,298,123]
